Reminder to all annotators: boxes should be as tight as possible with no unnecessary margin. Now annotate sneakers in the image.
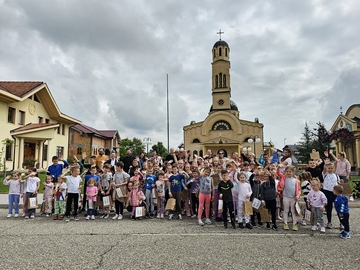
[30,215,35,219]
[349,196,354,202]
[320,227,326,233]
[258,221,263,227]
[311,225,317,231]
[157,214,160,218]
[283,223,289,230]
[326,222,332,229]
[100,213,106,219]
[25,216,29,219]
[74,215,79,221]
[272,224,278,231]
[251,221,257,227]
[169,214,174,220]
[160,214,164,219]
[117,214,123,220]
[14,214,19,218]
[58,216,64,220]
[245,223,253,229]
[224,223,228,229]
[340,231,351,239]
[86,215,90,220]
[178,214,182,220]
[238,223,244,229]
[53,215,59,220]
[112,214,119,220]
[198,219,204,226]
[104,214,109,219]
[301,220,307,226]
[46,214,50,217]
[266,223,271,230]
[91,215,95,220]
[191,214,196,219]
[205,218,212,225]
[6,214,11,218]
[292,224,298,231]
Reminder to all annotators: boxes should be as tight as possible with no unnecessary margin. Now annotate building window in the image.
[45,119,50,124]
[43,144,48,161]
[5,145,12,160]
[192,139,200,143]
[8,107,16,123]
[193,150,198,157]
[225,48,228,57]
[18,110,25,125]
[219,47,222,56]
[77,147,82,155]
[199,150,203,157]
[219,73,222,87]
[215,75,218,88]
[56,146,64,157]
[223,75,226,87]
[57,124,60,134]
[38,116,43,123]
[62,124,65,135]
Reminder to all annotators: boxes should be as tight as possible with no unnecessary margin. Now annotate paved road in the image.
[0,207,358,270]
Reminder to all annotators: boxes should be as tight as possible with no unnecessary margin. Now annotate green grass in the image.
[0,172,47,194]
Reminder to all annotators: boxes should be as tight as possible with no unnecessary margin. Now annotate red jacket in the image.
[277,168,301,198]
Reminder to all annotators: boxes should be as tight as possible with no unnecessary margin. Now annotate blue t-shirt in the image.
[168,173,184,192]
[145,174,157,190]
[85,174,100,185]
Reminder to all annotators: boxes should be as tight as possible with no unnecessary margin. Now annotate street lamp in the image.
[248,137,261,158]
[143,137,152,154]
[242,146,252,155]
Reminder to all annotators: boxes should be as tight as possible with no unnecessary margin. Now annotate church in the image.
[183,36,264,158]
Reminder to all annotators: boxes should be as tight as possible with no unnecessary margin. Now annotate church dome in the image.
[213,40,229,49]
[209,100,238,112]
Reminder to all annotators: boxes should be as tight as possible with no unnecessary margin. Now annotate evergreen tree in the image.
[297,122,315,164]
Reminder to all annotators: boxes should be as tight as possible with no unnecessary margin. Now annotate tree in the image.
[151,142,168,159]
[297,122,315,164]
[328,128,360,150]
[119,138,145,157]
[312,122,331,155]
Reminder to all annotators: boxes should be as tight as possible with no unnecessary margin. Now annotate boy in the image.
[167,164,185,220]
[98,164,113,219]
[47,156,69,183]
[333,185,350,239]
[145,167,156,218]
[112,161,129,220]
[62,166,82,221]
[218,170,235,229]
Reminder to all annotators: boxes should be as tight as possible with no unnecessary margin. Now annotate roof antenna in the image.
[340,106,343,115]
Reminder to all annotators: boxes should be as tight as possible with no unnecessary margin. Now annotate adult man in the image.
[150,150,162,165]
[96,148,108,169]
[105,151,118,167]
[121,149,135,173]
[165,148,178,164]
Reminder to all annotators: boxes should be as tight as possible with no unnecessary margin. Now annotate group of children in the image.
[2,153,351,239]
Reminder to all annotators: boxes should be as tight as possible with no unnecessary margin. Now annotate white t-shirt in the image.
[26,177,40,193]
[66,175,82,194]
[280,157,292,172]
[55,183,67,201]
[322,173,340,191]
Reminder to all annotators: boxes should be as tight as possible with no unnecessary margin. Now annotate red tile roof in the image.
[11,123,58,133]
[71,124,118,138]
[0,81,43,97]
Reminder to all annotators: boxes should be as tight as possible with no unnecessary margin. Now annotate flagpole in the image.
[166,74,169,152]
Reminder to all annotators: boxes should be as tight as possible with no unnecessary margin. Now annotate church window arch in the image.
[223,75,226,87]
[215,75,218,88]
[212,120,232,130]
[225,48,228,57]
[219,47,222,56]
[219,73,222,87]
[192,138,200,143]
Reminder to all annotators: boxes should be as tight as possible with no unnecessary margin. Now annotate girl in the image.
[53,176,67,220]
[183,163,193,217]
[269,167,282,220]
[186,169,200,218]
[322,162,340,229]
[43,175,54,217]
[307,178,327,233]
[155,172,166,218]
[229,163,239,218]
[24,168,40,219]
[277,166,301,231]
[299,171,312,225]
[63,166,82,222]
[3,172,22,218]
[279,148,292,172]
[130,182,145,219]
[260,172,277,230]
[197,167,214,226]
[86,178,98,220]
[236,172,253,229]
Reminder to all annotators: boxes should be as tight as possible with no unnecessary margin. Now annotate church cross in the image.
[217,29,224,40]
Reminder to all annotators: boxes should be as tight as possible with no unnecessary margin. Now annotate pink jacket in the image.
[130,188,144,207]
[276,168,301,198]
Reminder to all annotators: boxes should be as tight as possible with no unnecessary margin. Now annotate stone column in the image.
[46,139,52,169]
[38,140,44,169]
[18,137,24,170]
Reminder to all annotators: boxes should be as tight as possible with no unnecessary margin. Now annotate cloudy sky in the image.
[1,0,359,151]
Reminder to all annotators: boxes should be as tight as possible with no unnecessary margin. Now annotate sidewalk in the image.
[0,194,359,208]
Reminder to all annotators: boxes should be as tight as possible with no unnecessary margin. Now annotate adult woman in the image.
[279,148,292,172]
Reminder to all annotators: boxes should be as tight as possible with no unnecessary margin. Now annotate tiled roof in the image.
[11,123,58,133]
[98,130,118,137]
[71,124,118,138]
[0,81,43,97]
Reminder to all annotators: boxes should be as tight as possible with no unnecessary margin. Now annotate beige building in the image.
[0,82,80,171]
[183,39,264,158]
[330,104,360,174]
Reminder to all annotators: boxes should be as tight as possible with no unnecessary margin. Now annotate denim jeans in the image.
[8,194,20,214]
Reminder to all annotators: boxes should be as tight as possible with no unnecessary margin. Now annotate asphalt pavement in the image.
[0,195,358,270]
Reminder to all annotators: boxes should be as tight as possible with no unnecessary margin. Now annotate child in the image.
[43,175,54,217]
[47,155,69,183]
[167,165,185,220]
[98,164,113,219]
[299,171,312,225]
[333,185,350,239]
[130,182,145,219]
[211,165,223,221]
[24,168,40,219]
[322,162,340,229]
[236,172,253,229]
[186,169,200,218]
[86,178,98,220]
[260,172,278,230]
[155,171,166,218]
[63,166,82,221]
[218,170,235,229]
[307,178,327,233]
[3,172,22,218]
[144,167,156,218]
[112,161,129,220]
[250,171,263,227]
[197,166,214,226]
[277,165,301,231]
[53,176,67,220]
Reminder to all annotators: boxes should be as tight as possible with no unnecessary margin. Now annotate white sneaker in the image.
[6,214,11,218]
[117,214,123,220]
[112,214,119,220]
[178,214,182,220]
[349,196,354,202]
[14,214,19,218]
[320,227,326,233]
[169,214,174,220]
[301,220,307,226]
[311,225,317,231]
[205,218,212,225]
[198,219,204,226]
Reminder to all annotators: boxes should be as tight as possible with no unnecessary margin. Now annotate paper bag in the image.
[102,196,110,207]
[295,202,302,216]
[252,198,262,210]
[88,199,94,210]
[181,189,190,202]
[116,186,128,198]
[218,199,223,213]
[340,183,352,196]
[165,198,176,211]
[310,151,320,160]
[242,201,253,216]
[135,206,145,218]
[304,209,314,224]
[28,197,38,209]
[259,208,270,222]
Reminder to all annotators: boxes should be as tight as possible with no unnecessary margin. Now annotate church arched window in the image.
[219,47,222,56]
[192,139,200,143]
[225,48,228,57]
[223,75,226,87]
[219,73,222,87]
[212,120,232,130]
[215,75,218,88]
